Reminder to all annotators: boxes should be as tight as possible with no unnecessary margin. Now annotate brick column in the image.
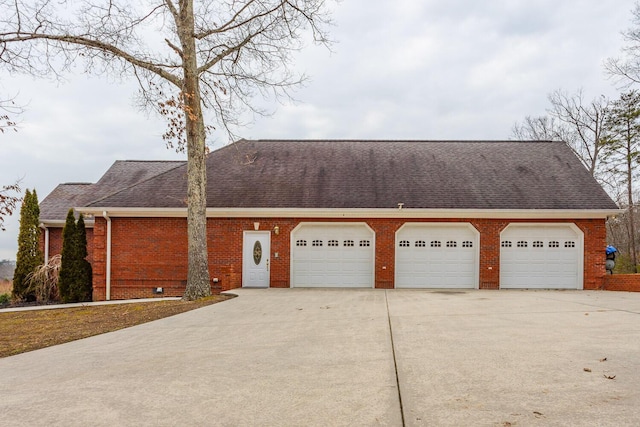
[92,217,107,301]
[576,219,607,290]
[371,219,399,289]
[472,219,507,289]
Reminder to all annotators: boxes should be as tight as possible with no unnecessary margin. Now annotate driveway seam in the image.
[535,295,640,315]
[385,290,406,427]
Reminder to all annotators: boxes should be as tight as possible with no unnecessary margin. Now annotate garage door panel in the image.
[500,224,583,289]
[395,224,479,289]
[291,223,374,288]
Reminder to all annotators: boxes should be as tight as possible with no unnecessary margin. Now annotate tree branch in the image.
[197,31,257,74]
[163,0,180,23]
[193,0,276,39]
[2,32,182,87]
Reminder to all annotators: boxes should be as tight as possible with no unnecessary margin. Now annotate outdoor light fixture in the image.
[274,225,280,235]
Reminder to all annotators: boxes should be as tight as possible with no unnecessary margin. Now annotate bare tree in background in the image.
[0,0,333,299]
[603,90,640,272]
[511,115,567,141]
[0,96,23,230]
[0,96,21,133]
[512,89,614,192]
[606,2,640,86]
[547,90,610,178]
[0,181,20,232]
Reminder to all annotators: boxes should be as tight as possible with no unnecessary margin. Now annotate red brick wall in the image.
[369,220,398,289]
[576,219,608,290]
[40,226,94,264]
[471,219,508,289]
[602,274,640,292]
[88,216,608,301]
[92,218,107,301]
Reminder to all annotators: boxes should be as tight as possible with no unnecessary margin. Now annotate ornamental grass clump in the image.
[25,255,61,303]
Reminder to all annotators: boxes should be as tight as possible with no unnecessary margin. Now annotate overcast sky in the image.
[0,0,636,260]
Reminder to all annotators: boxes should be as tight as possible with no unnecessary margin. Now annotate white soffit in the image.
[75,207,621,220]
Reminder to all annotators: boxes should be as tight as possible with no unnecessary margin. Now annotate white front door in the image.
[243,231,270,288]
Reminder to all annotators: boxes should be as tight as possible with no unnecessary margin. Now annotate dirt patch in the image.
[0,295,235,358]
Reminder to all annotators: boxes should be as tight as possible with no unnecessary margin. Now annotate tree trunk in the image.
[179,0,211,300]
[626,131,638,273]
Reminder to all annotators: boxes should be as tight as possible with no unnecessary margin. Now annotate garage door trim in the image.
[500,222,584,290]
[290,222,375,288]
[394,222,480,289]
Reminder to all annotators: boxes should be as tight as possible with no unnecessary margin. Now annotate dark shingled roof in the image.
[86,140,618,211]
[40,160,184,221]
[39,183,94,222]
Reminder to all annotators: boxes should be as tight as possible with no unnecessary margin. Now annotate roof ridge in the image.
[60,182,94,185]
[247,139,560,143]
[114,159,186,163]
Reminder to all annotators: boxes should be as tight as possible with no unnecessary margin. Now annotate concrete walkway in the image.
[0,297,181,313]
[1,289,639,426]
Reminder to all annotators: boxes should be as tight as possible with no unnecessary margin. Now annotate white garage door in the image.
[291,223,374,288]
[395,223,479,288]
[500,224,583,289]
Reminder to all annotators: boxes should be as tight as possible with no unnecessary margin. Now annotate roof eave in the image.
[75,207,622,220]
[40,219,95,228]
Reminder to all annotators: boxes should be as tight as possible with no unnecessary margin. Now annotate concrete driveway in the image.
[1,289,639,426]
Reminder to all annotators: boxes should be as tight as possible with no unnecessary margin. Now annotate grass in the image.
[0,294,234,358]
[0,279,11,295]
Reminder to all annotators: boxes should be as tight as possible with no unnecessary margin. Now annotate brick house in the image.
[39,140,619,300]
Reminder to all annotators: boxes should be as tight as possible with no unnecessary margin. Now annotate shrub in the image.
[58,211,92,303]
[26,255,61,303]
[13,189,43,300]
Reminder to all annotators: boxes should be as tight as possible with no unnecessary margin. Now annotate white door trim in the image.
[242,231,271,288]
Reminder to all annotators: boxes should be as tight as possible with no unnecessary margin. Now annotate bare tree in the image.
[0,0,332,299]
[512,90,613,191]
[603,90,640,272]
[0,96,23,230]
[547,90,610,178]
[0,96,22,133]
[511,115,566,141]
[605,2,640,86]
[0,181,20,232]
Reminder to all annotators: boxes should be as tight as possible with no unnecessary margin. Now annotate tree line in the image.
[512,3,640,272]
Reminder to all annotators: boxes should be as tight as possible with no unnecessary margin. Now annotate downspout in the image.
[39,224,49,264]
[102,211,112,301]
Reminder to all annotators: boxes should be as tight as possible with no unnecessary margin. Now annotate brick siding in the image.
[40,227,94,264]
[602,274,640,292]
[45,216,608,301]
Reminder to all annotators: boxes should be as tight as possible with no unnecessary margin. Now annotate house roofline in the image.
[40,220,95,228]
[74,207,622,220]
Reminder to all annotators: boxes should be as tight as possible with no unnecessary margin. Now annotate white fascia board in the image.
[76,207,187,217]
[76,207,622,220]
[40,219,95,228]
